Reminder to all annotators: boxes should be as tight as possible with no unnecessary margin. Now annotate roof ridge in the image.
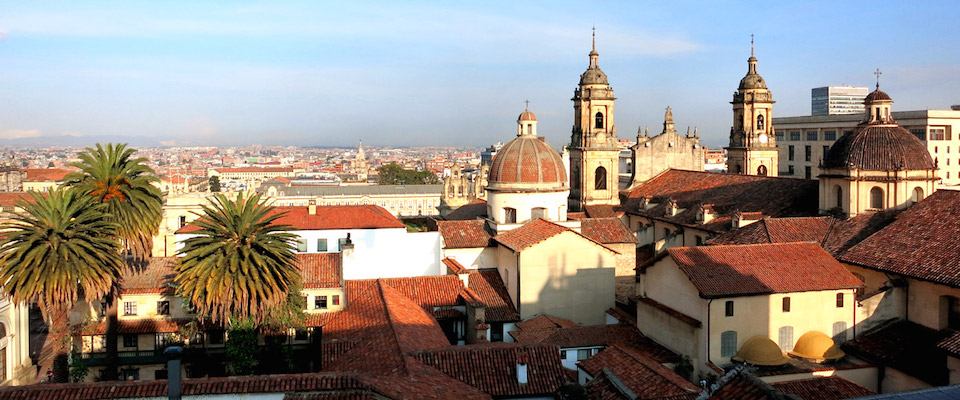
[374,281,415,376]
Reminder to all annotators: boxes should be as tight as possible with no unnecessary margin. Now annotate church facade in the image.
[726,41,779,176]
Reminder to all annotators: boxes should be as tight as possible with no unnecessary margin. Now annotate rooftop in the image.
[579,342,699,400]
[176,204,406,233]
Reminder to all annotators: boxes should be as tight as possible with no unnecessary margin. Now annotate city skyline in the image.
[1,1,959,148]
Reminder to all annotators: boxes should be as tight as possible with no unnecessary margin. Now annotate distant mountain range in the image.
[0,135,165,147]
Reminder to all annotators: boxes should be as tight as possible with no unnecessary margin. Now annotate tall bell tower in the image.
[569,29,620,211]
[726,37,778,177]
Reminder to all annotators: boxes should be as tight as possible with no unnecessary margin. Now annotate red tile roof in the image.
[437,219,494,248]
[704,368,787,400]
[78,318,187,335]
[842,320,949,386]
[936,330,960,357]
[636,297,702,328]
[580,218,638,244]
[442,257,469,274]
[467,270,519,322]
[444,199,488,221]
[120,257,177,294]
[23,168,73,182]
[511,324,679,363]
[840,190,960,287]
[494,218,618,253]
[298,253,342,289]
[412,343,568,397]
[623,169,819,233]
[515,314,579,331]
[0,192,37,208]
[579,342,699,399]
[213,167,295,173]
[177,205,405,233]
[583,205,622,219]
[667,243,864,298]
[770,376,874,399]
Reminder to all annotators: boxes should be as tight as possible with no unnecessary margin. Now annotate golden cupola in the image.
[732,336,789,366]
[788,331,845,362]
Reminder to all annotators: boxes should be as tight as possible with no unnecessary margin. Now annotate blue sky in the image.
[1,1,959,148]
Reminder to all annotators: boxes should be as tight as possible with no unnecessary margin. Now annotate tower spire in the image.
[874,68,882,90]
[750,34,754,57]
[592,26,596,52]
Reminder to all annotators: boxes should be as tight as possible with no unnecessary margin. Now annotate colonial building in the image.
[568,33,621,211]
[258,182,443,217]
[626,107,705,188]
[438,164,487,218]
[726,40,779,177]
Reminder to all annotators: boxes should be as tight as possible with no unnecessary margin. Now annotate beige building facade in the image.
[627,107,705,188]
[726,43,779,177]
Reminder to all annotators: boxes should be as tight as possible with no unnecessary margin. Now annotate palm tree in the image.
[64,143,163,380]
[175,192,299,325]
[0,190,124,383]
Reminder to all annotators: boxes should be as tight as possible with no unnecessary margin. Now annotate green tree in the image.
[175,192,299,325]
[0,190,123,383]
[377,162,440,185]
[64,143,163,381]
[208,175,221,192]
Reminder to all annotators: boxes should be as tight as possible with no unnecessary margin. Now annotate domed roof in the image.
[865,89,892,102]
[580,67,609,85]
[823,125,936,170]
[788,331,845,362]
[732,336,789,366]
[518,109,537,122]
[739,57,767,90]
[488,136,567,191]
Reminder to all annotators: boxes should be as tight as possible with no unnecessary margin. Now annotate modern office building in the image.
[811,86,868,116]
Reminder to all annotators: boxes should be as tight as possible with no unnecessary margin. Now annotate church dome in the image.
[518,109,537,122]
[580,67,609,85]
[823,90,935,171]
[732,336,789,366]
[788,331,845,362]
[488,135,567,191]
[739,56,767,90]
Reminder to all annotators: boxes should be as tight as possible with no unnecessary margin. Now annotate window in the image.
[870,187,884,209]
[775,131,785,142]
[302,296,309,310]
[121,367,140,381]
[209,330,225,345]
[560,350,567,359]
[788,165,795,175]
[296,238,307,252]
[788,146,795,161]
[178,215,187,229]
[757,165,767,176]
[595,167,607,190]
[294,329,309,341]
[779,326,795,351]
[806,131,818,141]
[805,145,812,162]
[503,208,517,224]
[930,127,948,140]
[490,322,504,342]
[157,301,170,316]
[824,130,837,141]
[805,166,812,180]
[782,297,791,312]
[527,205,549,220]
[836,293,845,308]
[317,239,328,252]
[911,128,926,140]
[577,349,593,360]
[595,112,604,129]
[315,296,328,310]
[912,187,924,203]
[720,331,738,357]
[725,301,734,317]
[123,334,138,348]
[123,302,137,316]
[695,236,704,246]
[332,295,340,306]
[835,186,843,208]
[338,237,349,250]
[833,322,848,343]
[789,131,801,141]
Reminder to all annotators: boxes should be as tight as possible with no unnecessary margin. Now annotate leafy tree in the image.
[64,143,163,381]
[175,192,299,325]
[377,162,440,185]
[0,190,123,383]
[225,320,259,375]
[208,175,221,192]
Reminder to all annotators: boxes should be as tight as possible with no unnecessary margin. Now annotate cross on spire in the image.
[874,68,882,89]
[524,99,530,110]
[592,26,596,51]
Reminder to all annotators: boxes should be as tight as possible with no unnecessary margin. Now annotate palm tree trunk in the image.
[48,303,71,383]
[102,294,119,381]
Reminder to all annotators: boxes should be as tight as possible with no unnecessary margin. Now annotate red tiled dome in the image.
[865,89,892,102]
[488,136,567,190]
[823,124,936,171]
[518,110,537,122]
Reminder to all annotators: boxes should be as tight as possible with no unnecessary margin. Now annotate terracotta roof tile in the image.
[494,218,618,253]
[840,190,960,287]
[842,321,949,385]
[823,124,936,171]
[623,170,818,233]
[704,368,789,400]
[579,342,699,399]
[412,343,568,397]
[121,258,177,294]
[298,253,342,289]
[23,168,73,182]
[667,243,864,298]
[443,257,469,274]
[0,192,38,208]
[177,205,405,233]
[444,199,488,221]
[580,218,638,244]
[515,314,578,331]
[467,270,519,322]
[437,219,494,248]
[936,329,960,357]
[771,376,874,399]
[583,205,621,219]
[511,324,679,363]
[78,318,188,335]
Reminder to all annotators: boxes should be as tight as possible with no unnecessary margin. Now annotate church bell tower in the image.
[726,37,778,177]
[569,30,620,211]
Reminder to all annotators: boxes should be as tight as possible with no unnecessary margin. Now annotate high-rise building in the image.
[811,86,868,116]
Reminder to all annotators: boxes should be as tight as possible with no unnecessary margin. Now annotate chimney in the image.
[164,346,183,400]
[666,199,679,217]
[698,204,716,224]
[308,199,317,215]
[516,361,528,385]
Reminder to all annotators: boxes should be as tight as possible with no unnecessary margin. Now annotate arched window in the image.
[757,165,767,176]
[912,187,924,203]
[870,187,884,209]
[835,185,843,208]
[735,163,743,174]
[503,208,517,224]
[778,326,795,351]
[594,167,607,190]
[595,112,604,129]
[720,331,738,357]
[531,207,547,220]
[756,114,765,131]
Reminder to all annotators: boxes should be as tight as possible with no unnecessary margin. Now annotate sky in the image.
[1,1,959,149]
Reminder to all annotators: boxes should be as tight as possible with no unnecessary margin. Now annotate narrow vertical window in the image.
[870,187,884,209]
[725,301,734,317]
[836,293,844,308]
[778,326,795,351]
[835,186,843,208]
[594,167,607,190]
[595,112,604,129]
[720,331,738,357]
[782,297,791,312]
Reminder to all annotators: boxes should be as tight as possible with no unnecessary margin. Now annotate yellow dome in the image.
[732,336,789,366]
[789,331,845,362]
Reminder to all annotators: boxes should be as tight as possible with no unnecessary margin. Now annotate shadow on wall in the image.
[528,253,615,326]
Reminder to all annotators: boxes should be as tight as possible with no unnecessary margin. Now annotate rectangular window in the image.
[805,166,812,180]
[332,295,340,306]
[720,331,738,357]
[775,131,785,142]
[788,146,795,161]
[559,350,567,359]
[836,293,844,308]
[779,326,795,351]
[782,297,791,312]
[157,301,170,316]
[788,165,795,175]
[123,334,138,348]
[806,131,818,141]
[725,301,734,317]
[805,146,812,162]
[296,238,307,252]
[577,349,593,360]
[317,239,328,252]
[121,368,139,381]
[910,128,926,140]
[789,131,801,141]
[930,127,948,140]
[338,238,349,250]
[490,322,504,342]
[824,130,837,141]
[315,296,328,310]
[302,296,309,310]
[123,302,137,316]
[695,236,703,246]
